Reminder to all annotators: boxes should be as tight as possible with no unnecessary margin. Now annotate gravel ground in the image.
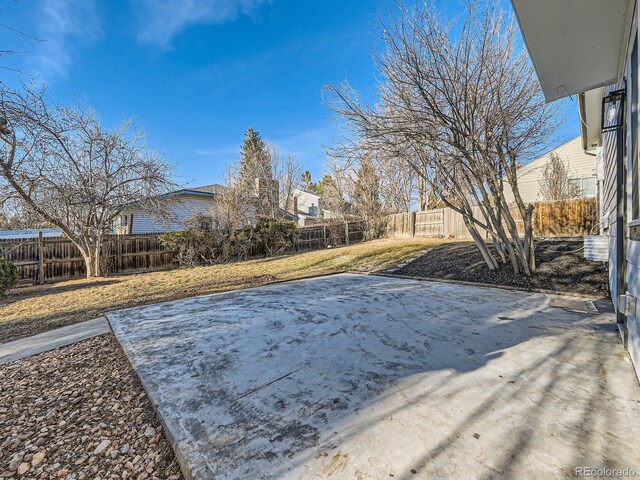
[395,239,610,297]
[0,334,183,480]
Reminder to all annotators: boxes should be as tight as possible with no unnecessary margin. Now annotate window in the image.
[568,178,582,196]
[582,176,597,197]
[567,177,597,197]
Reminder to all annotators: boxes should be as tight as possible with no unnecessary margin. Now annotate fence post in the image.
[38,231,45,285]
[323,225,327,247]
[117,235,122,273]
[345,221,350,245]
[409,211,416,237]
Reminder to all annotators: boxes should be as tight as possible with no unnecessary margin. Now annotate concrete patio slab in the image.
[0,317,110,365]
[107,274,640,480]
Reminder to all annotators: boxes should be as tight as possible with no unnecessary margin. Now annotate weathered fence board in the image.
[296,221,365,251]
[386,198,598,239]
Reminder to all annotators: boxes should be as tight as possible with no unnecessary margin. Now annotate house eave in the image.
[510,0,633,102]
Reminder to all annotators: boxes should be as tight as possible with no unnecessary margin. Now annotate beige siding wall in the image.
[119,195,218,234]
[294,189,321,216]
[503,136,597,203]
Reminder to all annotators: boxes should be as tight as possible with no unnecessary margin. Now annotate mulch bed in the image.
[0,334,183,480]
[395,239,610,297]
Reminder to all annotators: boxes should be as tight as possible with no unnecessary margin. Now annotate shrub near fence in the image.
[386,197,598,239]
[0,221,367,284]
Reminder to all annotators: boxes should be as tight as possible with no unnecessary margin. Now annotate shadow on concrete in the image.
[108,274,640,479]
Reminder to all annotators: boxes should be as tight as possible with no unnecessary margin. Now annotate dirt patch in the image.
[395,239,609,297]
[0,334,182,479]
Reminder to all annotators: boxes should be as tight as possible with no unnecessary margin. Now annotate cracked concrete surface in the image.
[107,273,640,479]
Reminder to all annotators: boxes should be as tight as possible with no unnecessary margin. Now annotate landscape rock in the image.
[32,450,46,466]
[17,462,30,475]
[93,440,111,455]
[0,335,182,479]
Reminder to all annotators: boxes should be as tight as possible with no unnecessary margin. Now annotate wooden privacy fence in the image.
[386,197,598,239]
[0,233,175,284]
[295,221,366,252]
[1,221,367,284]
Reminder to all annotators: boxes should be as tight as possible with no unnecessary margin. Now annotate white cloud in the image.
[31,0,102,80]
[133,0,271,47]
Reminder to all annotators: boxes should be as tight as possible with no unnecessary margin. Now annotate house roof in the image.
[156,184,227,200]
[190,184,228,195]
[161,189,217,198]
[0,228,63,240]
[294,188,320,199]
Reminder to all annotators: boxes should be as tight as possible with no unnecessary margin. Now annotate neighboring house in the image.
[115,184,226,234]
[116,181,297,234]
[0,228,62,240]
[287,188,347,226]
[510,0,640,379]
[291,188,324,227]
[503,136,597,203]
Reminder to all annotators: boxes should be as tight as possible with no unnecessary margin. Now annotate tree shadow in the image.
[107,275,638,479]
[3,279,122,304]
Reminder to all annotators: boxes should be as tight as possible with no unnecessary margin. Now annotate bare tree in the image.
[324,0,563,275]
[353,156,384,239]
[213,160,258,228]
[539,152,581,201]
[270,145,302,219]
[374,155,415,213]
[322,156,355,224]
[0,83,176,277]
[0,196,46,230]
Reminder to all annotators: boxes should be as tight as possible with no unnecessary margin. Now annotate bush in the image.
[254,218,298,256]
[0,258,18,296]
[158,214,220,267]
[159,215,299,267]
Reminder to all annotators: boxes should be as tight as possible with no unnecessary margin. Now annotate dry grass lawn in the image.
[1,238,445,343]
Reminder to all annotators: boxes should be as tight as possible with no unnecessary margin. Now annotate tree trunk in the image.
[79,244,104,278]
[523,204,536,271]
[463,216,498,270]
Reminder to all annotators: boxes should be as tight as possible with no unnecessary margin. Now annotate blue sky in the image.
[0,0,579,188]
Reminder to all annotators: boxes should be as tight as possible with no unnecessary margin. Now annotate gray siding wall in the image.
[601,75,640,380]
[602,127,620,307]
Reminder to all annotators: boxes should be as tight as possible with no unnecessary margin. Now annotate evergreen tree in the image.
[316,174,333,197]
[301,170,313,190]
[238,128,272,192]
[300,170,331,196]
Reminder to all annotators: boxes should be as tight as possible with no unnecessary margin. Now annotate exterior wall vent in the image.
[584,235,609,261]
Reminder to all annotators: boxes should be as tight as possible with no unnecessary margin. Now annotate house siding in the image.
[123,195,218,234]
[503,136,597,203]
[601,72,640,379]
[294,189,321,216]
[602,121,622,308]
